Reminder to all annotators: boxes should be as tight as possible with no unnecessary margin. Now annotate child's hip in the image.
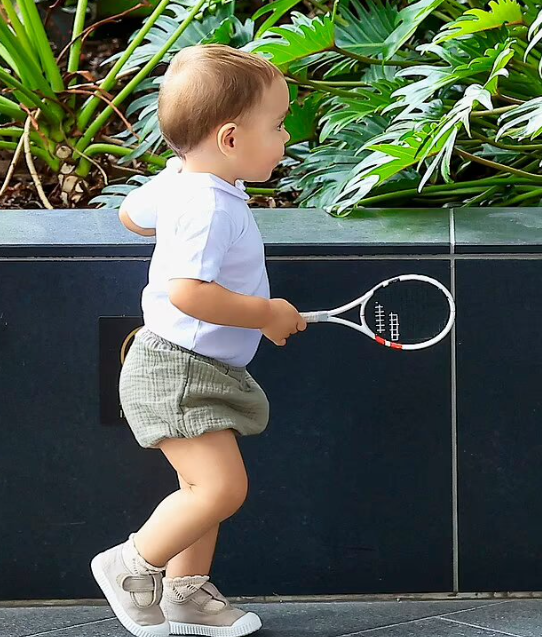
[119,328,269,448]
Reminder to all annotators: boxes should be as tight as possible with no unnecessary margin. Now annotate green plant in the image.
[249,0,542,212]
[7,0,542,212]
[0,0,213,206]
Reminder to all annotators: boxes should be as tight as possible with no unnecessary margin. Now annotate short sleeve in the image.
[121,157,183,229]
[168,208,236,283]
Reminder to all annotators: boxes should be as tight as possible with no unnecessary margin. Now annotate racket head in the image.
[361,275,455,350]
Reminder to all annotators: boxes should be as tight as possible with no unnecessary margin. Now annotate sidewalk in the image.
[1,598,542,637]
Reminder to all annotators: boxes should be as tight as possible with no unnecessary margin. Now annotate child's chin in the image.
[247,171,273,183]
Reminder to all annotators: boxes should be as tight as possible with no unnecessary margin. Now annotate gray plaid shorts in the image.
[119,328,269,448]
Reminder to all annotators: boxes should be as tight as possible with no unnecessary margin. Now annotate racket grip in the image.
[301,311,329,323]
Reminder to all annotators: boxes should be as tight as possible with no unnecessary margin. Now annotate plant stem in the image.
[23,112,53,209]
[0,67,62,124]
[74,143,167,176]
[510,58,540,75]
[0,140,59,169]
[0,126,48,147]
[523,159,541,172]
[287,75,358,98]
[67,0,88,81]
[434,11,452,22]
[0,132,24,198]
[504,187,542,206]
[0,95,25,121]
[447,0,473,11]
[75,0,207,166]
[352,177,534,206]
[471,105,516,117]
[1,0,35,59]
[333,45,420,69]
[77,0,183,131]
[16,0,65,92]
[441,0,462,18]
[309,80,372,87]
[476,118,499,130]
[428,187,492,195]
[367,187,490,205]
[495,92,524,105]
[471,131,542,152]
[305,0,331,13]
[247,188,277,196]
[0,18,59,100]
[460,185,501,206]
[456,148,542,182]
[515,37,541,60]
[305,0,348,25]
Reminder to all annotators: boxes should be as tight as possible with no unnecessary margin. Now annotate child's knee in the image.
[200,476,248,520]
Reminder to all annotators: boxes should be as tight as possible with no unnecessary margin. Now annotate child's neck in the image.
[182,155,238,186]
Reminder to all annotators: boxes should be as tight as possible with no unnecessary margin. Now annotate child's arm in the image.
[119,207,156,237]
[118,158,183,236]
[167,203,306,346]
[169,279,305,346]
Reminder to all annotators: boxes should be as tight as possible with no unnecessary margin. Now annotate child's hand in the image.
[261,299,307,346]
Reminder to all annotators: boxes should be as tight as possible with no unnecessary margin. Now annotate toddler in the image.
[90,44,306,637]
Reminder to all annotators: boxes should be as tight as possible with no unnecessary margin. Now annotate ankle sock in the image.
[163,575,209,602]
[122,533,165,576]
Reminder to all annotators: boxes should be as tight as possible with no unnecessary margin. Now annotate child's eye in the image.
[277,121,285,130]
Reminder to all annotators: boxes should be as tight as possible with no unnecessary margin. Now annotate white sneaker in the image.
[161,575,261,636]
[91,535,170,637]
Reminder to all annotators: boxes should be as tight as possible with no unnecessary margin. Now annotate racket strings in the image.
[374,303,386,334]
[364,281,451,345]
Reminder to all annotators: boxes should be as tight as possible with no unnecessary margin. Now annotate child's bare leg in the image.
[134,429,247,568]
[165,473,220,577]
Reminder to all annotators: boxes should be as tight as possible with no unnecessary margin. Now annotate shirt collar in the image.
[166,157,249,201]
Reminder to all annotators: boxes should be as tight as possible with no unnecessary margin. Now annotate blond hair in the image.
[158,44,283,157]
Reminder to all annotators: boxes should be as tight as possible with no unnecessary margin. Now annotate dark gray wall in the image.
[0,207,541,600]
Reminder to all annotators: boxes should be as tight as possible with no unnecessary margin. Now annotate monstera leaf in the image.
[383,0,446,58]
[286,94,324,145]
[434,0,524,44]
[331,126,449,213]
[253,0,305,37]
[497,97,542,141]
[319,80,401,141]
[336,0,401,58]
[248,13,335,70]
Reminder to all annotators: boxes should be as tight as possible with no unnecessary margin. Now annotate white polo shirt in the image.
[123,158,270,367]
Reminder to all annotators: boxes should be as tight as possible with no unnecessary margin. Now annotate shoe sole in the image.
[91,552,170,637]
[169,612,262,636]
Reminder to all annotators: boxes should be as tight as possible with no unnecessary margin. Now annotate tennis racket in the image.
[301,274,455,351]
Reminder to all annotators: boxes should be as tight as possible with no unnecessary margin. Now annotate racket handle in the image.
[301,311,330,323]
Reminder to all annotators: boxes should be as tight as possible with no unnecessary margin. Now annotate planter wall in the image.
[0,207,541,600]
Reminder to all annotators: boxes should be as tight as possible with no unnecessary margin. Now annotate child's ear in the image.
[217,122,237,156]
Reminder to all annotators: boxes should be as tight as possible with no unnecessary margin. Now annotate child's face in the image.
[233,77,291,182]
